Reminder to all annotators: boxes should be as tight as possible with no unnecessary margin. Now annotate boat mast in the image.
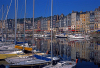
[67,15,68,34]
[23,0,26,48]
[51,0,53,64]
[5,5,8,43]
[15,0,17,45]
[33,0,35,47]
[75,15,76,34]
[2,5,4,42]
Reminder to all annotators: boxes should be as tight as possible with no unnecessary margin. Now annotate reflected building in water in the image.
[32,38,100,66]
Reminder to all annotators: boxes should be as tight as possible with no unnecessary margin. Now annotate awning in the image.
[96,30,100,32]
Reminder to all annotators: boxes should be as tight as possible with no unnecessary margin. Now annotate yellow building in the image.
[47,20,50,32]
[80,14,85,33]
[80,12,90,34]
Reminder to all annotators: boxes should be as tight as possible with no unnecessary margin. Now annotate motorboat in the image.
[55,34,67,38]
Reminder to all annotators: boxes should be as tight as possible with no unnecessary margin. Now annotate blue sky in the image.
[0,0,100,19]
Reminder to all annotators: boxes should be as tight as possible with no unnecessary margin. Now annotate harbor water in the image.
[0,37,100,68]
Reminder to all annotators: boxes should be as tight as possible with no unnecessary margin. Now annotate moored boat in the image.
[68,34,85,39]
[43,61,76,68]
[55,34,67,38]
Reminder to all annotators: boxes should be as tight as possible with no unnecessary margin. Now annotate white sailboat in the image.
[33,0,59,62]
[14,0,32,51]
[0,0,24,60]
[43,0,76,68]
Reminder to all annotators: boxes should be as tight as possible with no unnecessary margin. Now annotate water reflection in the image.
[32,37,100,67]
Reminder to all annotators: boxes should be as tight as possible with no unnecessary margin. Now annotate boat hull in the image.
[56,36,67,38]
[68,34,84,39]
[15,45,32,51]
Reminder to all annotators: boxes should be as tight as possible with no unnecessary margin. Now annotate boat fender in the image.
[46,51,48,54]
[76,59,78,63]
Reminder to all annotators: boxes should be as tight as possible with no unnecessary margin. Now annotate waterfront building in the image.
[76,12,80,33]
[26,20,31,23]
[55,15,59,28]
[54,15,59,33]
[58,14,65,33]
[71,11,77,33]
[34,20,41,33]
[34,21,37,29]
[67,14,71,33]
[80,11,90,34]
[7,20,14,33]
[59,14,64,27]
[37,20,41,31]
[80,12,85,34]
[85,11,90,34]
[47,20,50,32]
[17,23,24,32]
[34,21,38,33]
[25,20,32,30]
[43,18,48,31]
[53,15,57,28]
[67,14,71,27]
[52,15,57,32]
[8,20,12,29]
[0,21,2,33]
[40,18,44,33]
[94,6,100,30]
[90,11,95,32]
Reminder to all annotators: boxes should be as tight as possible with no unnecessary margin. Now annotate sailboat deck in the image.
[5,55,51,67]
[43,61,76,68]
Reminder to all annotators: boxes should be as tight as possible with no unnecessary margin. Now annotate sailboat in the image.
[5,0,52,67]
[0,0,25,60]
[43,0,76,68]
[14,0,32,51]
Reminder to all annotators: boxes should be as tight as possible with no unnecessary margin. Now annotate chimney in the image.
[80,11,82,13]
[72,10,74,13]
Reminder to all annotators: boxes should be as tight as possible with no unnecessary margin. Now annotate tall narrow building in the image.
[71,11,77,33]
[94,6,100,30]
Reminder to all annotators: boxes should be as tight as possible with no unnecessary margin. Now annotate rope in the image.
[3,8,7,16]
[0,7,2,13]
[4,0,12,20]
[0,8,6,20]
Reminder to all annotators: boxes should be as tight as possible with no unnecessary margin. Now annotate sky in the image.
[0,0,100,19]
